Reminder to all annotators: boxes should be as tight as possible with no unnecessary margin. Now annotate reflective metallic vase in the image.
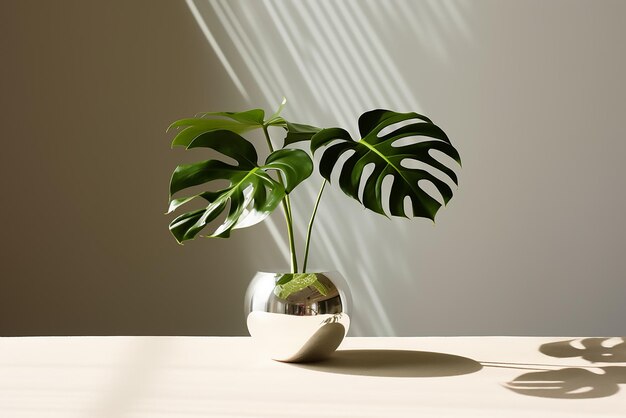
[244,271,351,363]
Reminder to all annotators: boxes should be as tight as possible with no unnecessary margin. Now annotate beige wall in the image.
[1,0,625,336]
[0,0,260,335]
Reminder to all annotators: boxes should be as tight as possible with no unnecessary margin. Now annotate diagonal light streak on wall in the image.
[209,0,278,106]
[440,1,472,41]
[315,1,387,107]
[260,0,363,271]
[236,5,298,109]
[185,0,471,335]
[340,1,417,108]
[400,1,449,62]
[260,0,326,112]
[185,0,249,101]
[298,2,372,108]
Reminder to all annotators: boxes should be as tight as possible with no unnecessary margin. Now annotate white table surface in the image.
[1,336,625,417]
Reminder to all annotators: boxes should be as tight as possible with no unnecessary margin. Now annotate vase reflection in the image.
[245,271,351,363]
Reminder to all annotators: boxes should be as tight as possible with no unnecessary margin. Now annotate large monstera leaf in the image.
[168,130,312,242]
[311,109,461,220]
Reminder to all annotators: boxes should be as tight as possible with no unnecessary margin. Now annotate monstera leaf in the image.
[168,108,266,148]
[168,98,321,149]
[168,130,312,242]
[282,121,322,146]
[311,109,461,220]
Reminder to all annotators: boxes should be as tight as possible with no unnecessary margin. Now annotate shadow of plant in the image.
[294,349,482,378]
[504,338,626,399]
[540,338,626,363]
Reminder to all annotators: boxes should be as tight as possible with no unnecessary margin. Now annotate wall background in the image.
[1,0,625,336]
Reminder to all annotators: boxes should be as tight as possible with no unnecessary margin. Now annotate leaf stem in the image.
[262,125,298,273]
[262,125,275,153]
[302,180,326,273]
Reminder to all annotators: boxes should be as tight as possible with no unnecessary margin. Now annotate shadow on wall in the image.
[502,338,626,399]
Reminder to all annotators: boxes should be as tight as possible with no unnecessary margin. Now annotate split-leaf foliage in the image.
[167,101,461,297]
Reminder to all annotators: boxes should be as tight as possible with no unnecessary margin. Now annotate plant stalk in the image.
[262,125,298,273]
[302,180,327,273]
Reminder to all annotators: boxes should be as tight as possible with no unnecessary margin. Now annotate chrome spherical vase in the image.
[245,271,351,363]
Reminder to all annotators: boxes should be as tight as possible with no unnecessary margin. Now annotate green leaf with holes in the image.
[168,130,312,242]
[311,109,461,220]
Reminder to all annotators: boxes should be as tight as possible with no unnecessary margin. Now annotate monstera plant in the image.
[167,100,461,298]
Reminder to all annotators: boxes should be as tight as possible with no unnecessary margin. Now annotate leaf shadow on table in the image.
[292,349,483,378]
[499,338,626,399]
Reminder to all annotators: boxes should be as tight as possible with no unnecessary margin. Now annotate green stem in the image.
[302,180,327,273]
[262,125,298,273]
